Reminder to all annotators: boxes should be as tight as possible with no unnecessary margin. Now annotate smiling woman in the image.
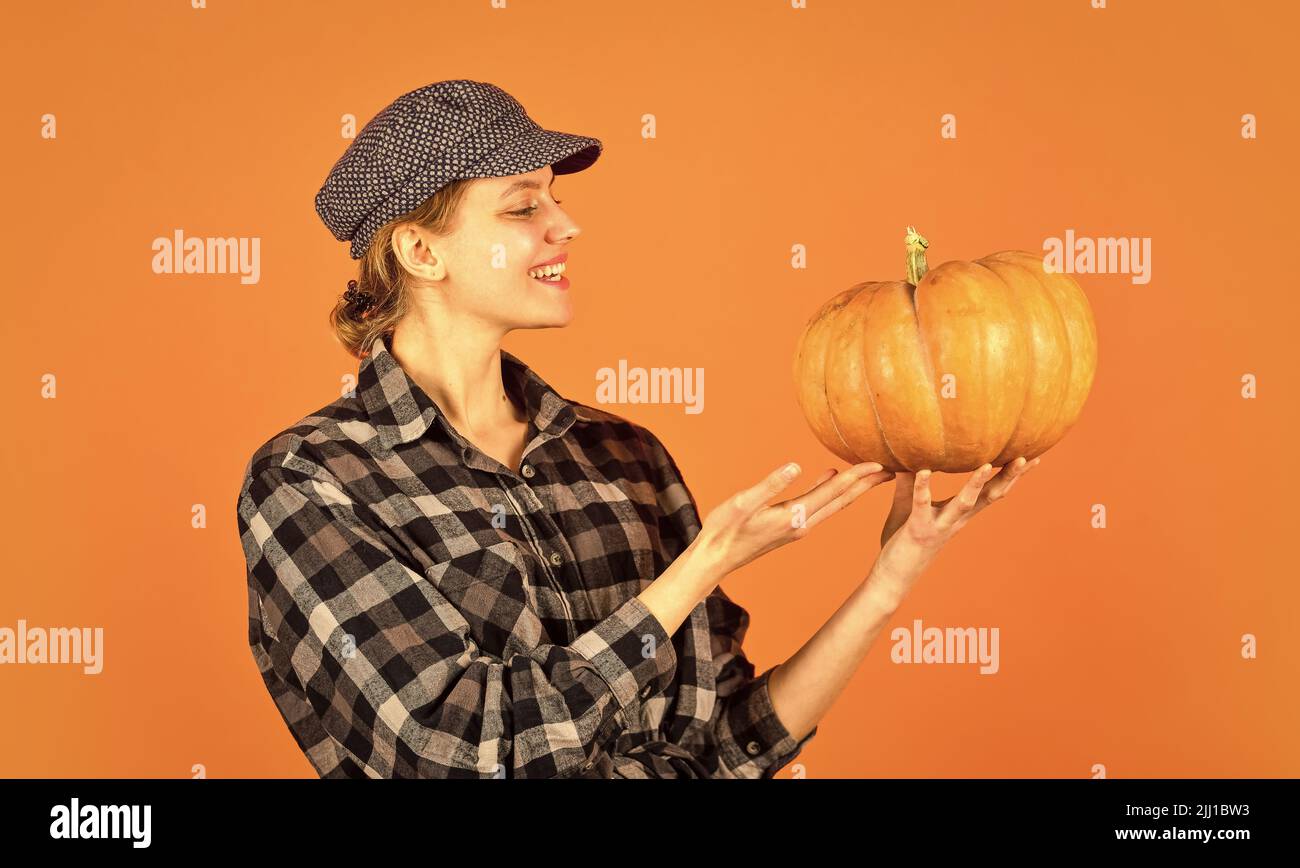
[314,79,601,361]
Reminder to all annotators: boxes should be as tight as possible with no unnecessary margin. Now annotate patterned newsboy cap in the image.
[315,79,603,260]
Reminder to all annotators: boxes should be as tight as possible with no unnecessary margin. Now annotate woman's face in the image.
[408,165,583,330]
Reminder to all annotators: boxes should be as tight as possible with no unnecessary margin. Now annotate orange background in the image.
[2,0,1296,778]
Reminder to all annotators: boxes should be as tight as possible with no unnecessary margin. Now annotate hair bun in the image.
[342,279,375,315]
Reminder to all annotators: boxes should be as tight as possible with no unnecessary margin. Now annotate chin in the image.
[547,310,576,328]
[546,298,575,326]
[515,308,574,330]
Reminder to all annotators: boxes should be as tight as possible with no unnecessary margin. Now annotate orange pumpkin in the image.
[792,228,1098,473]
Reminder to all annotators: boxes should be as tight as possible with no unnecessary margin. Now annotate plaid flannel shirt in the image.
[236,333,817,778]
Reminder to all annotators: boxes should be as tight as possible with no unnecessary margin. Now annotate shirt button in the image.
[521,463,535,478]
[640,683,654,700]
[549,551,563,566]
[745,740,762,756]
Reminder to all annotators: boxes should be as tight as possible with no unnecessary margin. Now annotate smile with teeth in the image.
[527,262,567,281]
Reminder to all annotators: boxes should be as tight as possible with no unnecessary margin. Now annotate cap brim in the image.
[465,127,603,179]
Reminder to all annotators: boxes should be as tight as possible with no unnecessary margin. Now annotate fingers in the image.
[788,468,841,522]
[937,456,1043,526]
[913,469,933,513]
[809,468,839,488]
[935,464,995,528]
[801,467,895,530]
[982,456,1039,504]
[780,461,884,518]
[734,462,803,514]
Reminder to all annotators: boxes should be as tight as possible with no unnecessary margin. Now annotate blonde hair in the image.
[329,178,476,360]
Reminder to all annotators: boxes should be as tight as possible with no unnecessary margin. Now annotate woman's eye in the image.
[510,199,562,217]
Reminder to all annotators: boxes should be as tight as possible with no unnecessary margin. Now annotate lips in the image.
[529,253,567,269]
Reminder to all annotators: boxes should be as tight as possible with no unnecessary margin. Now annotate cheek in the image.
[448,226,544,299]
[512,239,546,276]
[460,248,529,292]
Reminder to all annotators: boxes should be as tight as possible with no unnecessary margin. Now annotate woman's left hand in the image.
[861,456,1041,613]
[879,456,1041,552]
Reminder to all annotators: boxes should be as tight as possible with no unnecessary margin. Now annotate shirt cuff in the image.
[716,667,818,778]
[570,595,677,720]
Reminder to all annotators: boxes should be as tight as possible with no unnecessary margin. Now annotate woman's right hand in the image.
[689,460,896,577]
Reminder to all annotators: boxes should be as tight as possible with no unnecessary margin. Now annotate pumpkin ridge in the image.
[825,283,899,468]
[818,290,865,461]
[980,253,1068,461]
[858,284,905,469]
[858,349,901,470]
[822,364,856,462]
[971,257,1032,465]
[793,285,865,463]
[998,250,1079,454]
[908,279,946,470]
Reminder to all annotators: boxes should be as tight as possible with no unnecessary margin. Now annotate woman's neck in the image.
[389,317,526,439]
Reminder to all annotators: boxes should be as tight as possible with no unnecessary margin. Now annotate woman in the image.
[235,80,1039,779]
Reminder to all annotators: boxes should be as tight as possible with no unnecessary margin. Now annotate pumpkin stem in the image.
[905,226,930,285]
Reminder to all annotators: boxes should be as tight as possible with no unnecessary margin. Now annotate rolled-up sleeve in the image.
[637,426,818,778]
[706,586,817,778]
[237,463,676,779]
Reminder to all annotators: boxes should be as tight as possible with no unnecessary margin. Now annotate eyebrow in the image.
[498,176,556,200]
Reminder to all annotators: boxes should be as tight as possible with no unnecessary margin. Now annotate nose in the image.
[554,217,581,243]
